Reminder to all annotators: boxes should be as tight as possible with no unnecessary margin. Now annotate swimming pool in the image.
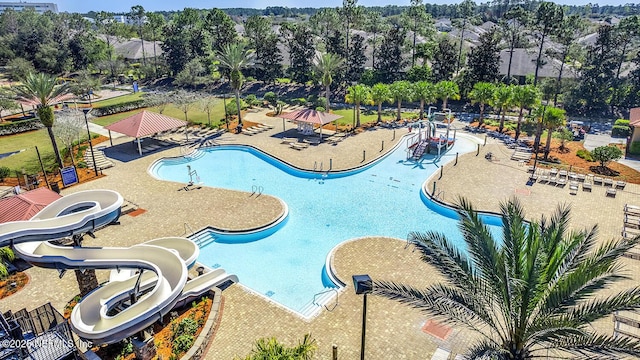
[151,135,496,316]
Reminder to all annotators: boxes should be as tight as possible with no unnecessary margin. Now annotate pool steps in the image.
[190,232,217,248]
[298,287,338,318]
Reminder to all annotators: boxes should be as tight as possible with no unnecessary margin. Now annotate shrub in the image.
[225,99,248,115]
[576,149,594,161]
[172,334,194,356]
[614,119,630,127]
[591,145,623,167]
[172,317,198,340]
[314,97,327,109]
[0,118,43,135]
[315,106,325,112]
[276,78,291,84]
[0,166,10,182]
[293,97,307,106]
[244,94,258,107]
[92,100,146,116]
[611,125,631,138]
[630,141,640,155]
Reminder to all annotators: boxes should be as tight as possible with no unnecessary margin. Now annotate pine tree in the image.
[376,25,408,83]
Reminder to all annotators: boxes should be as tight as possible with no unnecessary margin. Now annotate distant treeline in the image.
[88,2,640,20]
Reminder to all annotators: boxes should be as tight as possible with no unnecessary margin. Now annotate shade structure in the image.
[0,187,61,223]
[279,108,343,139]
[104,111,187,155]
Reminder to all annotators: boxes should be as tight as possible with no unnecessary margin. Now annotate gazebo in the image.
[105,111,188,155]
[279,108,343,140]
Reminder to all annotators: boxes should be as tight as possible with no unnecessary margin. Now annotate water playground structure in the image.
[406,107,457,161]
[0,190,236,358]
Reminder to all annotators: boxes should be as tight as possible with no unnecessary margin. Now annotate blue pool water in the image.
[151,136,495,314]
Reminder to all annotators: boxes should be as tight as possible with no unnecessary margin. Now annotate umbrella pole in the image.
[282,118,285,138]
[137,137,142,156]
[108,130,113,147]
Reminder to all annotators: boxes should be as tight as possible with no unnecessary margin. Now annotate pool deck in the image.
[1,108,639,359]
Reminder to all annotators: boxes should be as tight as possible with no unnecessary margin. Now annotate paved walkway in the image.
[2,111,640,359]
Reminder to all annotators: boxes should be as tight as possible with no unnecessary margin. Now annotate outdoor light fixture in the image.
[353,274,373,360]
[82,108,99,177]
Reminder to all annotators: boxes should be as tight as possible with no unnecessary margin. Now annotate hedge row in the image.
[0,118,44,136]
[92,100,147,116]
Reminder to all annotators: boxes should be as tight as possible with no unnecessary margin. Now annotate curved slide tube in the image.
[0,189,235,345]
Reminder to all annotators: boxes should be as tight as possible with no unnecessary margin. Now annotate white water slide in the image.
[0,189,236,345]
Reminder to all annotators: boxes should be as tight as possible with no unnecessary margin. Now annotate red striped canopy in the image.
[279,108,342,125]
[105,111,187,138]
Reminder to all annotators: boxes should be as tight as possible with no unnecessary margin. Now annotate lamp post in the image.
[82,108,99,177]
[532,104,547,177]
[353,274,373,360]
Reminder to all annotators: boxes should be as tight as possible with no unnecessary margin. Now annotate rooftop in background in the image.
[0,2,57,14]
[630,108,640,127]
[499,48,578,80]
[0,187,61,223]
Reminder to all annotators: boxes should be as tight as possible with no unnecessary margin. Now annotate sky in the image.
[54,0,633,14]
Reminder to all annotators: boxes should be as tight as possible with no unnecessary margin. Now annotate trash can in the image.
[50,182,60,194]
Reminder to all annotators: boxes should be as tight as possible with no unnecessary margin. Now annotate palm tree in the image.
[371,83,392,123]
[313,52,344,113]
[345,84,373,128]
[0,247,15,279]
[215,43,255,125]
[413,81,436,120]
[374,197,640,359]
[468,82,496,128]
[242,334,316,360]
[492,83,514,133]
[512,84,541,140]
[14,73,72,169]
[435,80,460,111]
[538,105,566,160]
[389,80,413,121]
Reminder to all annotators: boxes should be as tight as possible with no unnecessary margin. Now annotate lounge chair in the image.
[582,182,592,192]
[593,176,603,185]
[556,178,567,187]
[576,174,586,182]
[606,188,617,197]
[550,168,558,176]
[625,204,640,217]
[616,181,627,189]
[548,176,557,186]
[539,171,549,183]
[289,142,308,150]
[281,137,298,144]
[569,181,579,195]
[603,178,614,187]
[558,170,568,178]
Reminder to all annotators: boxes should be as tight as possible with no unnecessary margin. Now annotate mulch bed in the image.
[0,272,29,299]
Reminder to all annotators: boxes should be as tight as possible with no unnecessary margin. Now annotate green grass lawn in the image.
[0,129,58,173]
[92,97,226,127]
[92,92,144,108]
[332,108,419,127]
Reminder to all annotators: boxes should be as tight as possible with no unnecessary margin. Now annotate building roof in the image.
[0,187,61,223]
[98,35,163,60]
[499,48,577,79]
[105,110,187,138]
[630,107,640,127]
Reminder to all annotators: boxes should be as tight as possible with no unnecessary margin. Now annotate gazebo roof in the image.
[0,187,62,223]
[104,110,187,138]
[280,108,343,125]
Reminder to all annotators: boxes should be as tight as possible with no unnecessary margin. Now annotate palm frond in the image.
[544,333,640,358]
[466,339,509,359]
[407,230,474,290]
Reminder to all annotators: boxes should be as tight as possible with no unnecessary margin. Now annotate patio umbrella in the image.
[279,108,343,140]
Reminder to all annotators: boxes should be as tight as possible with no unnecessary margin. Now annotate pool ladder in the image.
[251,185,264,197]
[313,288,339,311]
[314,161,324,172]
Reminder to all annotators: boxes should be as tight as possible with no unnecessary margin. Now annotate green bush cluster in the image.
[171,316,199,356]
[612,125,631,138]
[244,94,259,107]
[92,100,146,116]
[225,99,249,116]
[576,149,594,161]
[630,141,640,155]
[0,166,11,181]
[0,118,43,135]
